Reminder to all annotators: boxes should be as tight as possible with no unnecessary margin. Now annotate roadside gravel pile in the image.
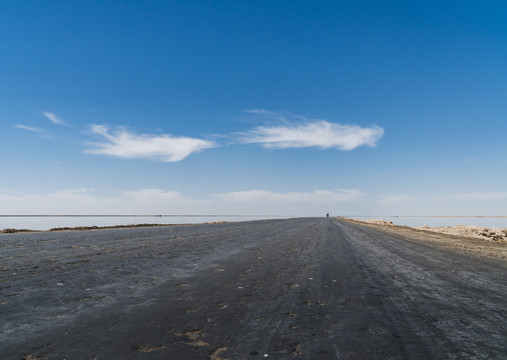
[416,225,507,242]
[344,217,507,242]
[350,219,395,226]
[339,217,507,262]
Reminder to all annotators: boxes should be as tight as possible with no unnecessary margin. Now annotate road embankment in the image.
[339,217,507,262]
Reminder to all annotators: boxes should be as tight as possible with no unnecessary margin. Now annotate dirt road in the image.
[1,218,506,359]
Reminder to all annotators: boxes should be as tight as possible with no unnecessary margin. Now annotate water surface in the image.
[0,215,283,231]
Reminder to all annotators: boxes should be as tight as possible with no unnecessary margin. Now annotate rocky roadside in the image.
[338,217,507,263]
[345,218,507,242]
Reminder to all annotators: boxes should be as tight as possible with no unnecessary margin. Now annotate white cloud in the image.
[53,188,89,196]
[378,194,415,206]
[213,189,363,204]
[123,189,183,202]
[43,112,68,126]
[0,189,202,215]
[14,124,44,133]
[237,120,384,150]
[85,125,217,162]
[0,189,105,215]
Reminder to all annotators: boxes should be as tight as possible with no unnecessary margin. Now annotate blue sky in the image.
[1,0,507,217]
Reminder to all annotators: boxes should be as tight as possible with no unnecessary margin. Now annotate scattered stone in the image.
[136,344,165,353]
[350,219,395,226]
[345,218,507,242]
[415,225,507,242]
[209,346,228,360]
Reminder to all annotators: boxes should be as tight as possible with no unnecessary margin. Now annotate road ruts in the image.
[1,218,505,359]
[333,218,507,359]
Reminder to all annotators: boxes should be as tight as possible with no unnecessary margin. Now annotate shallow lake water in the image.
[0,215,283,231]
[1,215,506,231]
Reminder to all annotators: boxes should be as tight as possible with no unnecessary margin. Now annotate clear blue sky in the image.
[1,0,506,216]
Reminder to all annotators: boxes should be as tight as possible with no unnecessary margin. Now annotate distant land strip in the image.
[2,215,506,219]
[0,214,278,218]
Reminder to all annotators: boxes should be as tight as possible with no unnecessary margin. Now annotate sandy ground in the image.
[341,218,507,262]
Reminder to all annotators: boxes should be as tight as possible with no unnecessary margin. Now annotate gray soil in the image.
[1,218,506,359]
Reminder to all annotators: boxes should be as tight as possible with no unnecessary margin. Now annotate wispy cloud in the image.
[123,189,183,202]
[43,112,68,126]
[213,189,363,204]
[14,124,44,133]
[378,194,414,206]
[85,125,217,162]
[449,192,507,201]
[377,192,507,206]
[237,111,384,150]
[242,109,292,122]
[0,188,209,216]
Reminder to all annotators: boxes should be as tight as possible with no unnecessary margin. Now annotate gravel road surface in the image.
[1,218,506,359]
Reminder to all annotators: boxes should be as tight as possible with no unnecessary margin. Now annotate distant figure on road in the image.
[326,213,329,218]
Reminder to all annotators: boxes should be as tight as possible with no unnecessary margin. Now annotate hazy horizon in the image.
[1,215,506,232]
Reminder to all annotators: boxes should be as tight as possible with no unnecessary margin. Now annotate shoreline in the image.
[0,222,231,234]
[2,215,507,235]
[0,223,181,234]
[0,216,279,233]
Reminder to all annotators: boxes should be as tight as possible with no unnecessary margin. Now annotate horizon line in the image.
[1,214,506,218]
[0,214,284,218]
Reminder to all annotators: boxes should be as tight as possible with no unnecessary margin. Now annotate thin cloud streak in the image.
[237,120,384,150]
[213,189,363,204]
[85,125,217,162]
[14,124,44,133]
[379,192,507,204]
[0,188,192,215]
[449,192,507,201]
[43,112,68,126]
[242,109,289,123]
[378,195,415,206]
